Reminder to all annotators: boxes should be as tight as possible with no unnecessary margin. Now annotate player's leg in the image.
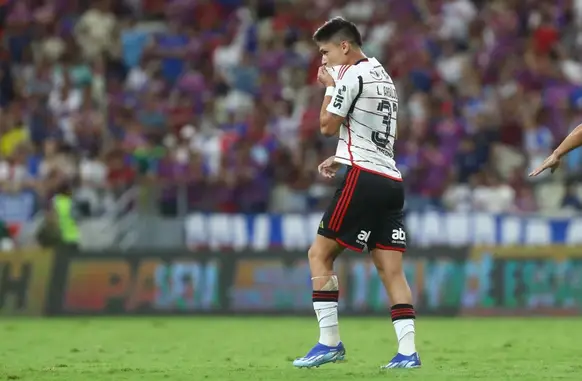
[293,234,346,368]
[371,245,420,368]
[293,166,365,368]
[367,178,420,369]
[309,234,344,347]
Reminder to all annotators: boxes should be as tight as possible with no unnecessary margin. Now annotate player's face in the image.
[318,40,351,66]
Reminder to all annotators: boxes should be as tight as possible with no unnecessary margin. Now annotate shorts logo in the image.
[319,221,324,229]
[357,230,371,245]
[391,228,406,244]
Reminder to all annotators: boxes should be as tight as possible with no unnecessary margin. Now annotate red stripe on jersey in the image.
[334,168,360,232]
[329,168,357,231]
[346,120,354,165]
[338,65,352,80]
[337,65,348,80]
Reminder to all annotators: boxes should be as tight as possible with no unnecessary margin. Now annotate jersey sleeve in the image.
[326,76,360,118]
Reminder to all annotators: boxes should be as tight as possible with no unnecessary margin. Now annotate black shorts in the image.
[318,165,406,253]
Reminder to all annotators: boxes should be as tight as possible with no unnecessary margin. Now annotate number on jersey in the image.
[372,100,397,148]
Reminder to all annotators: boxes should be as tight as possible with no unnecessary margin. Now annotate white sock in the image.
[314,301,340,346]
[393,319,416,355]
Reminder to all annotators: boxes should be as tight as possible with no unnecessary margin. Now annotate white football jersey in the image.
[326,58,401,180]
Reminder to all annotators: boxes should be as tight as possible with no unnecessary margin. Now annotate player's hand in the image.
[529,152,561,177]
[318,156,340,179]
[317,66,335,87]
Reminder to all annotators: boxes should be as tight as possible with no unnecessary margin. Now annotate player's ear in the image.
[341,41,350,54]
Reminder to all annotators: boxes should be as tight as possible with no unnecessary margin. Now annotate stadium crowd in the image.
[2,0,582,218]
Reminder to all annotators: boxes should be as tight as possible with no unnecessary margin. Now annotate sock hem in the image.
[313,290,339,303]
[391,304,416,321]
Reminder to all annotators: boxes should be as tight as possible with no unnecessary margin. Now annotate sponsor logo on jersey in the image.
[333,85,347,108]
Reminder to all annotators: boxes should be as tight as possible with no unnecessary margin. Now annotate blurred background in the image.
[0,0,581,317]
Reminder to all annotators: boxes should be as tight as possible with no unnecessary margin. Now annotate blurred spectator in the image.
[561,183,582,211]
[0,219,16,251]
[472,171,516,213]
[74,0,120,61]
[524,105,554,180]
[442,173,473,212]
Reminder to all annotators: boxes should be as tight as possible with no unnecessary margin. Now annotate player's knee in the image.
[307,245,322,262]
[378,264,404,282]
[384,264,404,279]
[308,244,331,263]
[372,250,404,278]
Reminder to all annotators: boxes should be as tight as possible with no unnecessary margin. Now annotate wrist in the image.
[553,149,563,159]
[325,86,335,96]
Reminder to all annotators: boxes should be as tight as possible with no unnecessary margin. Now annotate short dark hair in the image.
[313,17,362,47]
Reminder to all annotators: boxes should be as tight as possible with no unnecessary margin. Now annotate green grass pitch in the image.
[0,317,580,380]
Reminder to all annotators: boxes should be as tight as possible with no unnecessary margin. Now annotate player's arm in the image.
[317,66,357,137]
[319,94,343,136]
[529,123,582,176]
[553,123,582,159]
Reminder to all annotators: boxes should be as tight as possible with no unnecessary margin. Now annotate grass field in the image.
[0,317,580,380]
